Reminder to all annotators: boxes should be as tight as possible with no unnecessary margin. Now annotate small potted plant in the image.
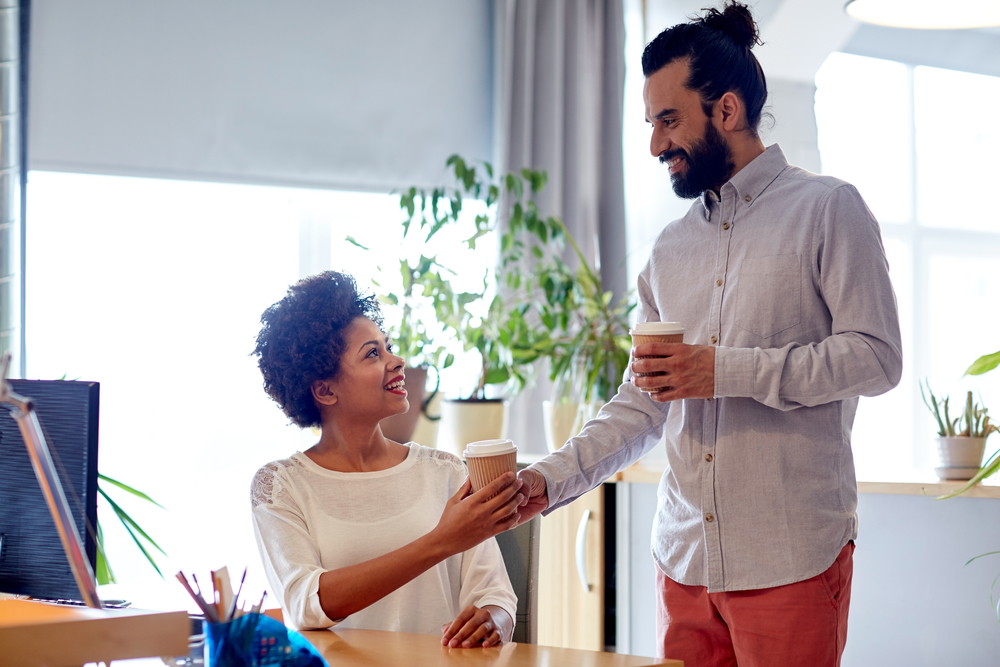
[920,381,998,481]
[369,156,553,454]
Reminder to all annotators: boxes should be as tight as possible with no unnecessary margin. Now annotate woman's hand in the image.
[431,473,523,556]
[440,605,511,648]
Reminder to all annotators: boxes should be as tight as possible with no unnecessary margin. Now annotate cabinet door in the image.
[537,485,604,650]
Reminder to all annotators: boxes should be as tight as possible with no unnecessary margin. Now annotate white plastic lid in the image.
[464,439,517,457]
[629,321,684,335]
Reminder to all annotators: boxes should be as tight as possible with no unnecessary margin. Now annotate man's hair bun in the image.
[701,2,762,50]
[641,0,768,136]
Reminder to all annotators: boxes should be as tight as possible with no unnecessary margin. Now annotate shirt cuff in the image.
[714,346,755,398]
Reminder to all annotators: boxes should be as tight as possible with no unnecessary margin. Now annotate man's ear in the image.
[717,91,743,132]
[311,379,338,406]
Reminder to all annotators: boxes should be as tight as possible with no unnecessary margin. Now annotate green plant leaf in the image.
[98,489,166,556]
[964,550,1000,567]
[98,486,167,578]
[99,474,165,509]
[94,520,116,585]
[344,235,369,251]
[966,351,1000,376]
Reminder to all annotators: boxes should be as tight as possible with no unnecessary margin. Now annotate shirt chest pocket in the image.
[733,255,802,339]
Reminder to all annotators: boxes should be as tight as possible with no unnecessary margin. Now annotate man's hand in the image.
[631,342,716,403]
[515,468,548,525]
[440,604,510,648]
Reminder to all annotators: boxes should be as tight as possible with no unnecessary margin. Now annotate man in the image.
[515,3,902,665]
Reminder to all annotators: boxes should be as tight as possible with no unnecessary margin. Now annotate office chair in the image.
[493,463,540,644]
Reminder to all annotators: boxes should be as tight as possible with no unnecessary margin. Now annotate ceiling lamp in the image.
[845,0,1000,29]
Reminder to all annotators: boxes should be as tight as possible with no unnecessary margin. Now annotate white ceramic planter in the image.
[435,399,509,458]
[934,436,987,480]
[409,390,442,449]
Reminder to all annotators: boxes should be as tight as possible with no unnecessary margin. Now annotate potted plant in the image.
[928,352,1000,498]
[920,381,998,481]
[343,237,456,444]
[489,175,635,451]
[509,214,635,452]
[365,156,553,454]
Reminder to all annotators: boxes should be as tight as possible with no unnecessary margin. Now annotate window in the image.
[815,53,1000,480]
[25,171,491,609]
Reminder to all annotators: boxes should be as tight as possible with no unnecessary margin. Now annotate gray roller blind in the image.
[27,0,493,192]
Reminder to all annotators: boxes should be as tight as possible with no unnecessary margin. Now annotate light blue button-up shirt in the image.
[530,145,903,592]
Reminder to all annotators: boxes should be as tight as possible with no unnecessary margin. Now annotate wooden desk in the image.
[0,598,189,667]
[300,628,682,666]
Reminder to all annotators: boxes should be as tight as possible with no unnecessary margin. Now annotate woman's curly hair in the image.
[253,271,383,428]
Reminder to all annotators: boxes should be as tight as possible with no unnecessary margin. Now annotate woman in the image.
[250,271,521,648]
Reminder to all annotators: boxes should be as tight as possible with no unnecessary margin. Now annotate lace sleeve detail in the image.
[423,447,466,473]
[250,458,301,508]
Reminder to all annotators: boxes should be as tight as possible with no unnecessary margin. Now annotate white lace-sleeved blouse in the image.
[250,443,517,633]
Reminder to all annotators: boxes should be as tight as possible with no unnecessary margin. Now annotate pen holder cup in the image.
[203,613,327,667]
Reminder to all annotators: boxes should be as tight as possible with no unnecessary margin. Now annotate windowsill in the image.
[611,461,1000,499]
[854,479,1000,499]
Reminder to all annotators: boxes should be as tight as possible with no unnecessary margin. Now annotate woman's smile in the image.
[384,375,407,395]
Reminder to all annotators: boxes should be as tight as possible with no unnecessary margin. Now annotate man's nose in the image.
[650,128,669,158]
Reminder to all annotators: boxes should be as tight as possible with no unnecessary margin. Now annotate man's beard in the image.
[661,119,736,199]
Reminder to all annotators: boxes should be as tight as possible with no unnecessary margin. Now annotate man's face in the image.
[643,59,736,199]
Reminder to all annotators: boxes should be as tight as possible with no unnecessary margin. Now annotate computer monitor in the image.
[0,379,100,602]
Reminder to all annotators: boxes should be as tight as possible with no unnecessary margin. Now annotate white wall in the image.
[845,493,1000,666]
[620,482,1000,663]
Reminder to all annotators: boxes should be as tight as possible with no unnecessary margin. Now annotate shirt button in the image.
[705,513,715,522]
[722,223,730,230]
[711,335,718,344]
[744,195,751,202]
[705,453,713,462]
[715,279,722,287]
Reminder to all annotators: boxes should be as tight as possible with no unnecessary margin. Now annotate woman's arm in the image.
[315,473,522,622]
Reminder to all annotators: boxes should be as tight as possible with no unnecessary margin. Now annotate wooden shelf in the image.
[613,461,1000,499]
[0,598,190,667]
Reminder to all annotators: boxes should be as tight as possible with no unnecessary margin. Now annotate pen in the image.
[227,567,247,622]
[251,591,267,616]
[175,571,219,622]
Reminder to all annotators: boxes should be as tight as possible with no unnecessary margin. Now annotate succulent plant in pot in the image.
[920,381,998,483]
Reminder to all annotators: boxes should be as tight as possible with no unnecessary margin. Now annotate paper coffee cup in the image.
[464,439,518,495]
[629,322,685,392]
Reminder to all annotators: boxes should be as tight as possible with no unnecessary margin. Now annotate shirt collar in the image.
[700,144,788,216]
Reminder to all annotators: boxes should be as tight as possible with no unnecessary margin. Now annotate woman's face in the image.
[325,316,409,421]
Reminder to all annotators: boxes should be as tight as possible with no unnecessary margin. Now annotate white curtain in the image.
[494,0,627,454]
[27,0,493,192]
